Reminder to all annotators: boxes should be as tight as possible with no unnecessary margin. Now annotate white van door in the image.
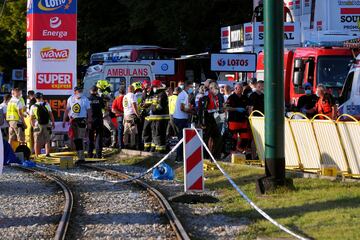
[339,69,360,117]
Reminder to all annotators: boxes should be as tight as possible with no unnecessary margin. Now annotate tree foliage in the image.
[0,0,27,75]
[0,0,252,74]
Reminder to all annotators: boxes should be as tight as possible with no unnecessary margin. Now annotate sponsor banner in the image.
[244,22,301,46]
[314,0,360,32]
[140,60,175,75]
[44,95,70,131]
[221,26,231,50]
[211,53,257,72]
[27,14,77,41]
[36,73,73,90]
[27,40,76,95]
[27,0,77,14]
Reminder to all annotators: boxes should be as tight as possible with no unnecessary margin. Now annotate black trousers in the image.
[142,119,153,150]
[153,119,168,152]
[88,122,103,158]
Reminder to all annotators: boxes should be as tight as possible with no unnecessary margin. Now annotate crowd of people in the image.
[0,78,339,164]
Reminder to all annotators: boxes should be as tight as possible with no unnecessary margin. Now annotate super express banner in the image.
[26,0,77,96]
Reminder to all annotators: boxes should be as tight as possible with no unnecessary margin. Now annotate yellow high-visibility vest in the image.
[168,95,178,115]
[6,98,21,121]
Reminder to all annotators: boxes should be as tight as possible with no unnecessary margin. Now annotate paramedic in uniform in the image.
[63,86,92,164]
[30,92,55,157]
[6,88,27,146]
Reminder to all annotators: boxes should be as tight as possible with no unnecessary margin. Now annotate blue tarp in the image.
[152,163,175,181]
[3,140,21,165]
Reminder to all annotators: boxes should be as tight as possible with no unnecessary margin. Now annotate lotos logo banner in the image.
[40,47,69,60]
[27,0,77,14]
[211,53,257,72]
[36,73,73,90]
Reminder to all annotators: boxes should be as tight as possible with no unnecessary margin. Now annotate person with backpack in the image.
[29,92,55,157]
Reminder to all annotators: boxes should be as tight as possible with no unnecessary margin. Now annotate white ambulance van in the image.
[339,54,360,119]
[83,62,156,96]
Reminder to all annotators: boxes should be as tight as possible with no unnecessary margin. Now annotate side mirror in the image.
[294,59,304,69]
[293,71,304,86]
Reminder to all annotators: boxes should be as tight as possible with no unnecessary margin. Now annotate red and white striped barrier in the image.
[183,128,204,192]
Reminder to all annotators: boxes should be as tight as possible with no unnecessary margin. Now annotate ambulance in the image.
[83,62,156,96]
[339,53,360,119]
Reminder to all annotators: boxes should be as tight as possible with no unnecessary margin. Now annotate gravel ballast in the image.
[0,167,64,239]
[99,163,249,240]
[61,167,176,240]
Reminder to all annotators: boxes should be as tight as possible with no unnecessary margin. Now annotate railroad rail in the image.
[81,164,190,240]
[13,166,74,240]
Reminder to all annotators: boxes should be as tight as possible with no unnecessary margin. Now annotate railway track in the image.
[81,164,190,240]
[13,166,74,240]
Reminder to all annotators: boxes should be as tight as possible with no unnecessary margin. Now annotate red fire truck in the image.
[256,47,354,107]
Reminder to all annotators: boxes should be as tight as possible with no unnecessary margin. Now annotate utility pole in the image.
[256,0,289,194]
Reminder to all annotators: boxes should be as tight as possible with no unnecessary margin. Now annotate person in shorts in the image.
[6,88,27,146]
[30,92,55,157]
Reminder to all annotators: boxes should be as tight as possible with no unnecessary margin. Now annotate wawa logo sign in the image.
[38,0,73,11]
[40,47,69,61]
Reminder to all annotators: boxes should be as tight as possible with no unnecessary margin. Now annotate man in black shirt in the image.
[87,86,105,158]
[249,80,264,114]
[297,82,318,118]
[225,83,252,151]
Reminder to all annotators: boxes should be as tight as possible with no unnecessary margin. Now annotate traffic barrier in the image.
[336,115,360,176]
[183,128,204,192]
[249,112,301,169]
[285,118,302,169]
[249,111,265,164]
[312,115,350,173]
[288,114,321,171]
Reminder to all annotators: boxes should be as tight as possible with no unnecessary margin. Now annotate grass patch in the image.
[113,156,360,240]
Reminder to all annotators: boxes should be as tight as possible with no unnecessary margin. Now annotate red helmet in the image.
[142,80,150,89]
[151,80,162,87]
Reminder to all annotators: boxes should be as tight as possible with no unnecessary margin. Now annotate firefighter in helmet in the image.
[132,81,145,149]
[146,80,169,153]
[96,80,117,148]
[141,82,155,152]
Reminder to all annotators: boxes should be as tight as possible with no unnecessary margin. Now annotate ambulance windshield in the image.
[317,56,352,88]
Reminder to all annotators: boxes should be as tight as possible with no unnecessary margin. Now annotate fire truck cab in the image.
[257,47,354,107]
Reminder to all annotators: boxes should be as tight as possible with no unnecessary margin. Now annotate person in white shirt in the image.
[173,81,195,162]
[63,86,92,163]
[0,94,11,139]
[122,85,140,149]
[29,92,55,157]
